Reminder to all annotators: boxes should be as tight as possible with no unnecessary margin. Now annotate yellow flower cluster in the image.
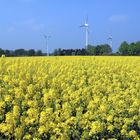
[0,56,140,139]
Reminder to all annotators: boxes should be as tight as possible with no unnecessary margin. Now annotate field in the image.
[0,56,140,140]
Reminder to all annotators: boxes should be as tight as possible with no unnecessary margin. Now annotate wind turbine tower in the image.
[43,34,51,56]
[80,17,89,49]
[108,35,113,49]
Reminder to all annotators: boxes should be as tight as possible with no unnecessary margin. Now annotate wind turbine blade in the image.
[86,15,88,24]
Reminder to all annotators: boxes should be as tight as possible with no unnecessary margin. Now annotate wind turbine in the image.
[43,34,51,56]
[108,35,113,49]
[80,16,89,49]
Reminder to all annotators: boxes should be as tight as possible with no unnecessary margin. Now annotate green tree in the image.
[4,50,11,56]
[94,45,101,55]
[28,49,36,56]
[119,41,129,55]
[100,44,112,55]
[135,41,140,55]
[53,49,58,56]
[87,45,96,55]
[57,48,62,55]
[14,49,26,56]
[128,43,136,55]
[36,50,43,56]
[0,48,5,56]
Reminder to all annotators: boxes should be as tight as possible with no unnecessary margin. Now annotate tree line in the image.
[1,41,140,57]
[118,41,140,55]
[0,48,44,57]
[53,41,140,56]
[52,44,112,56]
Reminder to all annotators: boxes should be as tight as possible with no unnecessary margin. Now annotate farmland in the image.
[0,56,140,139]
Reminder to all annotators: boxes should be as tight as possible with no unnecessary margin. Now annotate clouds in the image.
[109,15,129,23]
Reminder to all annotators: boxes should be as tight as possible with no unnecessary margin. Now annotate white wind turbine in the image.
[43,34,51,56]
[80,16,89,49]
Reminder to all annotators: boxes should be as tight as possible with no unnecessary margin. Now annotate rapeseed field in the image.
[0,56,140,139]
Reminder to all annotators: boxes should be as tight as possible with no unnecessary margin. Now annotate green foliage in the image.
[0,49,5,56]
[119,41,129,55]
[118,41,140,56]
[0,48,43,57]
[87,44,112,55]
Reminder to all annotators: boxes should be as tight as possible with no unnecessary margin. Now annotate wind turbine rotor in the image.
[108,35,112,40]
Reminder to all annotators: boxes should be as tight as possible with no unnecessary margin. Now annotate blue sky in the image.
[0,0,140,53]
